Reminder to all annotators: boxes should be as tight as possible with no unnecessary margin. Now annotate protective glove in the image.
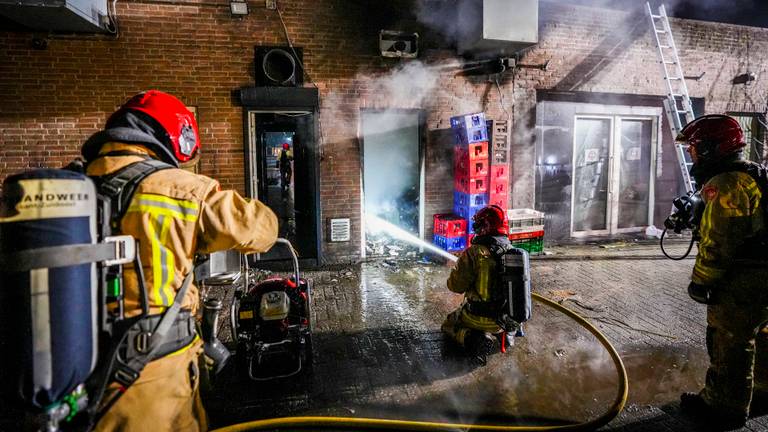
[688,282,716,305]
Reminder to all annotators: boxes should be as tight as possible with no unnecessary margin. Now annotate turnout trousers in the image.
[700,266,768,417]
[94,340,207,432]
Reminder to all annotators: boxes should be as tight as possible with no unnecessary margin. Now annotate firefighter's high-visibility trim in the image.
[159,214,175,306]
[126,194,199,306]
[459,308,501,332]
[165,335,200,358]
[210,293,629,432]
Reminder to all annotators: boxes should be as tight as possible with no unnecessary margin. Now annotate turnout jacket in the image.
[447,235,511,331]
[693,170,765,285]
[87,142,278,316]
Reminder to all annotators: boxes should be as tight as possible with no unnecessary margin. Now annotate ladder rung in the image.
[651,14,662,19]
[666,77,682,80]
[664,61,677,65]
[659,45,671,49]
[656,29,667,34]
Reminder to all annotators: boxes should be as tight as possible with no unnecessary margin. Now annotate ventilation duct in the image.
[457,0,538,58]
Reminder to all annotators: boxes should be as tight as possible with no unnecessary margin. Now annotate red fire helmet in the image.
[676,114,745,161]
[472,205,507,236]
[283,143,290,150]
[109,90,200,164]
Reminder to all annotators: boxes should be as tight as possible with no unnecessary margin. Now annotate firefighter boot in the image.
[465,330,497,366]
[680,393,747,430]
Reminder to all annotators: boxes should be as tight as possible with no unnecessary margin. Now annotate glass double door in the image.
[571,116,656,236]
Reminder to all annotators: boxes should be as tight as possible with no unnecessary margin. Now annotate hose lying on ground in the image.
[211,293,629,432]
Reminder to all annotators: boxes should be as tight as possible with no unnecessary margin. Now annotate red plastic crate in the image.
[455,176,488,194]
[434,214,468,238]
[489,165,509,182]
[467,141,489,161]
[489,179,508,195]
[488,192,508,210]
[470,159,488,177]
[454,154,469,177]
[509,229,545,241]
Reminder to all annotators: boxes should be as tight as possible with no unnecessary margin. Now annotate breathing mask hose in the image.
[210,293,629,432]
[659,228,696,261]
[202,298,231,375]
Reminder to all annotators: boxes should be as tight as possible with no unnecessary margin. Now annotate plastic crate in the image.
[507,208,545,229]
[489,180,507,196]
[455,176,488,195]
[489,164,508,182]
[433,213,467,238]
[454,191,488,209]
[509,229,544,241]
[509,224,544,234]
[454,126,489,146]
[455,142,489,162]
[454,202,483,223]
[434,234,467,252]
[488,192,507,210]
[509,237,544,255]
[451,112,486,130]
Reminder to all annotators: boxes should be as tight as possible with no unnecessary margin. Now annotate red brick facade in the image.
[1,1,767,262]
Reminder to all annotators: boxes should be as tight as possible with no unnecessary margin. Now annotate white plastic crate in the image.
[508,224,544,234]
[507,208,545,229]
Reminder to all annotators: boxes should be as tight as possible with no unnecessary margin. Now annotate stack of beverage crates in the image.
[451,112,489,246]
[432,214,467,252]
[507,208,545,254]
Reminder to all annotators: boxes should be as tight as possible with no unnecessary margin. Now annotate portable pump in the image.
[0,159,183,431]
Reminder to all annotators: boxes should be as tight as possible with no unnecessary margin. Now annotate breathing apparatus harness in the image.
[0,155,201,431]
[661,160,768,260]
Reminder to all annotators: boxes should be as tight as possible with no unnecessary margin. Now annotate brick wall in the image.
[2,0,768,262]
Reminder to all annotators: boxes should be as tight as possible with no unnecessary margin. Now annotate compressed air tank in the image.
[501,247,532,324]
[0,169,98,408]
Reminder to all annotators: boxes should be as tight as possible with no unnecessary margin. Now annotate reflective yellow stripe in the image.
[165,334,200,358]
[459,308,500,332]
[125,194,199,307]
[159,215,175,306]
[135,193,199,210]
[144,215,165,305]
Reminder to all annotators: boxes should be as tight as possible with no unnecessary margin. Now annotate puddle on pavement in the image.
[206,261,711,428]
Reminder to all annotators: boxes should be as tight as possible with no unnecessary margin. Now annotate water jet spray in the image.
[366,215,459,263]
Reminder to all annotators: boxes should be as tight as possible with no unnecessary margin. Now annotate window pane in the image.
[617,119,652,229]
[573,118,610,232]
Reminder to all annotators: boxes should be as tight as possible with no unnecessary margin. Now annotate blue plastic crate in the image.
[454,191,487,222]
[451,113,489,146]
[451,113,486,130]
[434,234,466,252]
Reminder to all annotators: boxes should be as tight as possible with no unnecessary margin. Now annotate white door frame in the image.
[571,114,658,237]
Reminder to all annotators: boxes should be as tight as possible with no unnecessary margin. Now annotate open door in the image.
[360,109,426,257]
[246,111,319,263]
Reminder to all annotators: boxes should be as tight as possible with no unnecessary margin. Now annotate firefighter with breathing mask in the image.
[81,90,278,431]
[676,114,768,429]
[442,205,512,363]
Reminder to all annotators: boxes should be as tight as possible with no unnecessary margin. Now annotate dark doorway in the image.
[245,110,319,263]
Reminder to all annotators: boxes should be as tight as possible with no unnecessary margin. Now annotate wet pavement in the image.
[204,240,768,431]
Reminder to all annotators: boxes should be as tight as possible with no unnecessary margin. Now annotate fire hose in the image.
[211,292,628,432]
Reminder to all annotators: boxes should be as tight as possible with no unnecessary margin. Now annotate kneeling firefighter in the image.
[441,205,532,364]
[673,115,768,429]
[0,90,278,431]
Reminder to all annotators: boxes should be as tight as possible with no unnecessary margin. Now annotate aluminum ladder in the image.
[647,2,696,193]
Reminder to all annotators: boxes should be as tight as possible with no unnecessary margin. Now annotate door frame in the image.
[570,114,658,238]
[358,108,427,259]
[244,109,321,265]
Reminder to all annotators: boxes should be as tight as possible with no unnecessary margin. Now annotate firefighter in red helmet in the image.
[675,114,768,428]
[442,205,512,364]
[82,90,278,431]
[276,142,294,195]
